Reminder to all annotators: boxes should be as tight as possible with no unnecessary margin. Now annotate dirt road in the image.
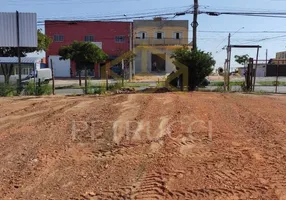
[0,93,286,200]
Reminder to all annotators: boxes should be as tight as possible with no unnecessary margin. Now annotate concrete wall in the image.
[238,67,266,77]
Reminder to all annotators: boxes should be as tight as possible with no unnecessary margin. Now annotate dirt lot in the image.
[0,93,286,200]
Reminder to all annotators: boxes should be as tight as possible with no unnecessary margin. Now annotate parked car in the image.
[21,68,52,84]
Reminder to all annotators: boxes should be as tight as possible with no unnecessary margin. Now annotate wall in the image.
[133,20,189,45]
[45,21,132,78]
[266,65,286,76]
[46,21,131,56]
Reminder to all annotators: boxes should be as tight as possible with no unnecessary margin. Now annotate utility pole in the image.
[16,11,22,93]
[266,49,268,64]
[129,22,133,82]
[192,0,198,50]
[50,59,55,95]
[226,33,231,91]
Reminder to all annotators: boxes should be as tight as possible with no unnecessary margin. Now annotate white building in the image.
[0,57,42,83]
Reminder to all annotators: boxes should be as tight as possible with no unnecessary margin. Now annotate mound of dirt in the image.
[0,93,286,199]
[141,87,171,93]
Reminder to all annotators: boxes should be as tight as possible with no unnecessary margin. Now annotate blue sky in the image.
[2,0,286,70]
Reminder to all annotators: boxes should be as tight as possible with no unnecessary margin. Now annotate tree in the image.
[0,30,52,84]
[171,46,215,91]
[58,41,108,93]
[234,54,249,66]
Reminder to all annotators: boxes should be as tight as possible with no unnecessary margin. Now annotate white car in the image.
[22,68,52,84]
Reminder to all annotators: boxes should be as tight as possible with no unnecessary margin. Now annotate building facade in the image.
[237,63,267,77]
[0,57,42,83]
[45,20,132,78]
[276,51,286,64]
[133,18,189,74]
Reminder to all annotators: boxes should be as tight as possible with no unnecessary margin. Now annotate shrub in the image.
[0,83,17,97]
[24,81,52,95]
[171,47,215,91]
[86,78,93,94]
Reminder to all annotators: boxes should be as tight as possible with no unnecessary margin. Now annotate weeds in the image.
[258,81,286,86]
[0,83,17,97]
[24,81,52,95]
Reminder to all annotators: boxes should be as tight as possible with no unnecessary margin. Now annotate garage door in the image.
[49,56,71,77]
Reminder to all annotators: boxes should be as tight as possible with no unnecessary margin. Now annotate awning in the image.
[0,57,41,64]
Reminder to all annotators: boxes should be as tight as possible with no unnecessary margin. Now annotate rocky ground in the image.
[0,92,286,200]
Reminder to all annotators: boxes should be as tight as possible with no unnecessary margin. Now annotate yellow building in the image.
[275,51,286,64]
[133,18,190,74]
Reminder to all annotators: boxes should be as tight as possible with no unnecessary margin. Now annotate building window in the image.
[156,32,164,39]
[115,36,125,43]
[54,34,64,42]
[138,32,147,39]
[174,32,182,39]
[84,35,94,42]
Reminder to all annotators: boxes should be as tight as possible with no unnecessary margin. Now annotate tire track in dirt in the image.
[203,93,286,199]
[89,93,221,200]
[225,95,286,199]
[0,97,92,199]
[87,93,181,200]
[3,95,128,200]
[1,93,286,200]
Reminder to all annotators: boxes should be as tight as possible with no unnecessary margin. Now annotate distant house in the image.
[45,20,132,78]
[237,62,267,77]
[276,51,286,64]
[133,18,190,74]
[0,57,42,83]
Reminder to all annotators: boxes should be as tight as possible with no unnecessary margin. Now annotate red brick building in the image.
[45,20,132,78]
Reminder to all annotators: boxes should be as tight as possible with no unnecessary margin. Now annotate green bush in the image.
[171,47,216,91]
[109,81,122,91]
[24,81,52,95]
[0,83,17,97]
[86,78,93,94]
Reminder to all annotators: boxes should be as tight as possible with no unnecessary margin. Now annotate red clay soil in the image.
[0,93,286,200]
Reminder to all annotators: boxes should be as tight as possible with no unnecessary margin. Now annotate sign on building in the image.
[0,12,37,47]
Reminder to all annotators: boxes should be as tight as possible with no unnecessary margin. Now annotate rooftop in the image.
[0,57,41,64]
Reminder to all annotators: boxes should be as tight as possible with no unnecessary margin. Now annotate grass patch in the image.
[125,82,151,87]
[210,81,244,87]
[0,83,17,96]
[85,79,123,95]
[156,81,166,87]
[258,81,286,86]
[24,81,52,95]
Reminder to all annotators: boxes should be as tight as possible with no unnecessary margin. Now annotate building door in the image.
[151,54,165,72]
[49,55,70,77]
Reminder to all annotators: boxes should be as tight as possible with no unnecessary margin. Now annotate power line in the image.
[199,30,286,34]
[37,10,193,26]
[7,0,141,5]
[37,5,191,21]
